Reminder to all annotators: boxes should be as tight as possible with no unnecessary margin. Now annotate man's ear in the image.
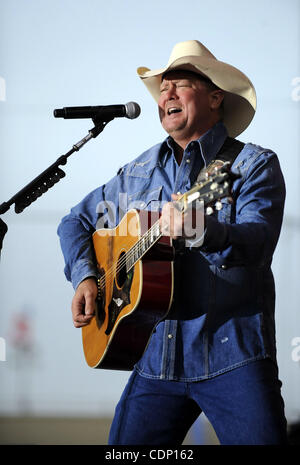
[210,90,225,111]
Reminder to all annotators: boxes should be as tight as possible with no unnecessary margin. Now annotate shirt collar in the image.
[188,121,228,167]
[161,121,228,167]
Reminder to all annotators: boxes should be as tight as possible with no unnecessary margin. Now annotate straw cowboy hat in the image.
[137,40,257,138]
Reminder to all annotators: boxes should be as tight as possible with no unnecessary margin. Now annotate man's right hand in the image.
[71,277,98,328]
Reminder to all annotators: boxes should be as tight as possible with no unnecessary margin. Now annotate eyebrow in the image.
[160,78,191,88]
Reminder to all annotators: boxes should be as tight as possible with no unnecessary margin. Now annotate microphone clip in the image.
[90,116,114,137]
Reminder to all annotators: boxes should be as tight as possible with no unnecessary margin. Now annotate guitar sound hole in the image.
[116,252,127,288]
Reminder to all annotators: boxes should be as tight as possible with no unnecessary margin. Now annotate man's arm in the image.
[58,185,108,327]
[201,151,286,267]
[58,166,128,328]
[161,150,286,267]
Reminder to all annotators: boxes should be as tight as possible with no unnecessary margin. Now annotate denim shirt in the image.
[57,121,286,380]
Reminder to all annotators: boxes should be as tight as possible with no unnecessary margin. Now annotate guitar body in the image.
[82,209,174,370]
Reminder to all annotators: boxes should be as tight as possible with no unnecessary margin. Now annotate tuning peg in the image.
[206,206,214,215]
[215,201,223,211]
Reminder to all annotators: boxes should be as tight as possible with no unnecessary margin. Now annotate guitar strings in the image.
[97,228,158,293]
[99,218,160,285]
[97,218,162,292]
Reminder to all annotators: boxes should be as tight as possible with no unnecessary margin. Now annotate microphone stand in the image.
[0,116,113,252]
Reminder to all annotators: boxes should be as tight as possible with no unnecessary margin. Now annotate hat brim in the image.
[137,55,257,138]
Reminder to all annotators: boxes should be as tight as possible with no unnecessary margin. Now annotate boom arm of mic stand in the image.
[0,118,111,215]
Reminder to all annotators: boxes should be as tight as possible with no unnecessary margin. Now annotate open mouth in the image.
[167,107,182,115]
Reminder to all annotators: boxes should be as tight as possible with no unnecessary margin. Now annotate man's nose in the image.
[165,84,178,99]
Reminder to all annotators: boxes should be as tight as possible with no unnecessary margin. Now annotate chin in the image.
[163,121,187,135]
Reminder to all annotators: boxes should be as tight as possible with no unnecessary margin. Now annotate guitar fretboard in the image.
[125,193,189,272]
[126,220,162,272]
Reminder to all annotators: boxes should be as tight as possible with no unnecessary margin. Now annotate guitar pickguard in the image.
[105,269,134,335]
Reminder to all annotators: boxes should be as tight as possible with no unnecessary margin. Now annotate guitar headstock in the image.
[176,161,238,214]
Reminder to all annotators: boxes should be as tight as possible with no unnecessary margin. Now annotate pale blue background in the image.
[0,0,299,434]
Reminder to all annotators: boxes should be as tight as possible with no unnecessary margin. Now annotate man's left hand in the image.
[160,194,204,242]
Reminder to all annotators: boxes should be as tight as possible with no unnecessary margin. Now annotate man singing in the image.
[58,40,288,445]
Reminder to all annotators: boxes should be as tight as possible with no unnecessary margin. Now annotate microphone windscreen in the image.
[125,102,141,119]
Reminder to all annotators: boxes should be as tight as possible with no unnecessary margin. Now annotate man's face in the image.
[158,70,221,145]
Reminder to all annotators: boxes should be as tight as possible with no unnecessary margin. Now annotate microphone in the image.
[53,101,141,120]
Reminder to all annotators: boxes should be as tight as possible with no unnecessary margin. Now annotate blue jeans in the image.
[108,359,288,445]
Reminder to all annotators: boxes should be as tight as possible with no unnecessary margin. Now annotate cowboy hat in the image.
[137,40,257,138]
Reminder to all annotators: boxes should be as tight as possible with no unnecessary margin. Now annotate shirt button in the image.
[168,334,173,339]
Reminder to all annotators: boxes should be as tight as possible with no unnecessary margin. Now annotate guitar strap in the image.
[214,136,245,164]
[196,136,245,183]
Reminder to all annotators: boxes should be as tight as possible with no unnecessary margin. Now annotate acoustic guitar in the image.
[82,162,234,370]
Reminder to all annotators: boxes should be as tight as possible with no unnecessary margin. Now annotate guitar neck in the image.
[125,190,200,272]
[126,219,162,272]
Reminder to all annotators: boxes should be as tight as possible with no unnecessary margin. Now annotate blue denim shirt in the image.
[58,121,285,380]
